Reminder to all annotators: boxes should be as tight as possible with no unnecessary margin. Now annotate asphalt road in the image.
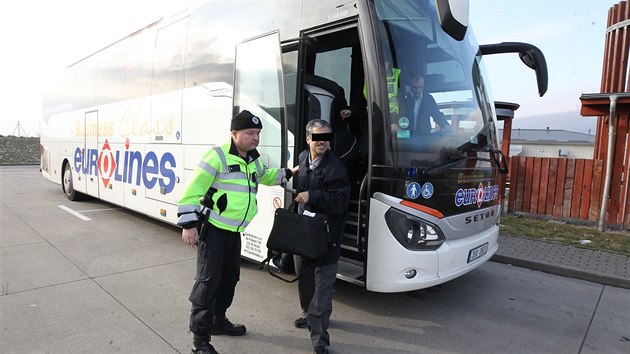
[1,165,629,354]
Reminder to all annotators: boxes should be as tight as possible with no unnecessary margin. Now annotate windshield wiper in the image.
[420,147,508,176]
[488,148,509,174]
[420,155,488,176]
[459,146,509,175]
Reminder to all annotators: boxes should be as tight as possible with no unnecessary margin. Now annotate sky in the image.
[0,0,621,137]
[469,0,618,133]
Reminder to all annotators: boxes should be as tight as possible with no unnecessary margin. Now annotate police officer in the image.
[177,110,299,354]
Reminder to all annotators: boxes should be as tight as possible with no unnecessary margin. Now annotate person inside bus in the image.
[292,119,351,354]
[393,74,452,136]
[177,110,299,354]
[345,58,402,126]
[341,59,402,178]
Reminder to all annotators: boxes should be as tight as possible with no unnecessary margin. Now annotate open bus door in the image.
[289,23,369,286]
[233,31,293,263]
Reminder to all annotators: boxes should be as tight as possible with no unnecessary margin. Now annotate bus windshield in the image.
[373,0,497,169]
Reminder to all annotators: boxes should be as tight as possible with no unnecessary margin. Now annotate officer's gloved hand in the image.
[182,228,199,247]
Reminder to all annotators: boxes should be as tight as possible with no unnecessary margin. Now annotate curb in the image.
[491,254,630,289]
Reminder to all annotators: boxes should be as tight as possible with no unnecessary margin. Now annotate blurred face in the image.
[232,128,261,155]
[411,76,425,95]
[306,126,331,159]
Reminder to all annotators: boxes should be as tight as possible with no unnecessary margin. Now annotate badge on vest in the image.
[228,164,241,173]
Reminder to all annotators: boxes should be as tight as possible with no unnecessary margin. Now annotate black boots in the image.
[314,346,329,354]
[211,315,246,336]
[190,314,244,354]
[191,333,218,354]
[294,312,307,328]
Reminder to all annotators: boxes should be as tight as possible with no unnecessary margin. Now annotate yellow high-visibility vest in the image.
[177,139,284,232]
[363,67,401,114]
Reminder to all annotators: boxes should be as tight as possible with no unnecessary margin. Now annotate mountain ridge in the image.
[507,110,598,135]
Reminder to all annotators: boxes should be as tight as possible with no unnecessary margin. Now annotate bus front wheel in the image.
[62,163,82,201]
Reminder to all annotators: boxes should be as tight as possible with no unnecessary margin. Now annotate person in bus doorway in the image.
[348,59,402,127]
[394,74,452,136]
[292,119,351,354]
[177,110,299,354]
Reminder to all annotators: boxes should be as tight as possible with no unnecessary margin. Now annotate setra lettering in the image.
[464,209,496,224]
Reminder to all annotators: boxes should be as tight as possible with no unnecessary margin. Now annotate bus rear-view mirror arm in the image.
[479,42,548,97]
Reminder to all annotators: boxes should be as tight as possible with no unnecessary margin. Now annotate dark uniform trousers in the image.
[294,255,339,348]
[189,223,241,335]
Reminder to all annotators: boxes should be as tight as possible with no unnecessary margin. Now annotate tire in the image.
[62,162,83,201]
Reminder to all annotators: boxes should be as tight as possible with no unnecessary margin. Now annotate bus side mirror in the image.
[479,42,548,97]
[519,51,536,69]
[436,0,469,41]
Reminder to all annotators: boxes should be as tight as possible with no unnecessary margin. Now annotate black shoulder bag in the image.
[267,201,330,259]
[259,201,331,282]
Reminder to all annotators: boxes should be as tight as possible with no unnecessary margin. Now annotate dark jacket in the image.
[402,91,451,134]
[295,149,350,265]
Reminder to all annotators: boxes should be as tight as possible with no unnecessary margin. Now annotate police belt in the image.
[202,221,240,237]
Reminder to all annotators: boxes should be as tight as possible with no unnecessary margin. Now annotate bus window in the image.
[185,9,234,87]
[282,50,299,136]
[73,56,97,109]
[95,40,127,106]
[151,18,188,95]
[314,48,352,105]
[124,31,155,100]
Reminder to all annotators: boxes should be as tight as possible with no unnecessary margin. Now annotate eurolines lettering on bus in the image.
[454,182,500,208]
[74,139,177,193]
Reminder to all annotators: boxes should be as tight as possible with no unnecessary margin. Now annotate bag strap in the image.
[287,201,298,213]
[258,251,324,283]
[258,252,299,283]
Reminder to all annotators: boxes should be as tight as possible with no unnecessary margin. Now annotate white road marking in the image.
[58,205,92,221]
[80,208,120,213]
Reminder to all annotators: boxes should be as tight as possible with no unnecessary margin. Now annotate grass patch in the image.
[500,214,630,255]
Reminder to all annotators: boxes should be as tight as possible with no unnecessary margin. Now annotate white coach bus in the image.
[41,0,547,292]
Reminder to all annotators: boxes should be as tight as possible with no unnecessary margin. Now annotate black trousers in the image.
[189,224,241,335]
[294,255,338,347]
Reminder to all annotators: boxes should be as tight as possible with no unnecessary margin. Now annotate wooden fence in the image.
[507,157,604,222]
[509,2,630,226]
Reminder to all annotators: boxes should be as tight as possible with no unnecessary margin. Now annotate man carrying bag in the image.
[291,119,350,354]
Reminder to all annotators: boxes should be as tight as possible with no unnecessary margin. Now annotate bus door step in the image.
[336,257,365,286]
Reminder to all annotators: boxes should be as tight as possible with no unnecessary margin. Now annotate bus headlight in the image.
[384,208,445,250]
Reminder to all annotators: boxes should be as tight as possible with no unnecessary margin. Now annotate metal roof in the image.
[499,128,595,145]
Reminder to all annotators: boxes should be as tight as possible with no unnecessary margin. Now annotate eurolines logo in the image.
[454,182,499,208]
[73,139,176,193]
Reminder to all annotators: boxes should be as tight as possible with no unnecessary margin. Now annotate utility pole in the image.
[12,121,29,137]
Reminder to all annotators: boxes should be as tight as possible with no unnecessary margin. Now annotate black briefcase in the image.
[266,202,330,260]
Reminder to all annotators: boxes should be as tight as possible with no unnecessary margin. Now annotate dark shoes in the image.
[192,334,219,354]
[314,346,329,354]
[211,315,247,336]
[294,312,307,328]
[191,343,218,354]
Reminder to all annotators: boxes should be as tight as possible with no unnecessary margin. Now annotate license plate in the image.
[467,243,489,263]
